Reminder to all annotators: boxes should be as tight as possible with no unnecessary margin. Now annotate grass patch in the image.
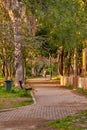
[0,85,32,98]
[0,85,33,110]
[48,110,87,130]
[77,88,87,96]
[12,99,33,108]
[64,86,87,96]
[65,85,74,90]
[52,75,60,80]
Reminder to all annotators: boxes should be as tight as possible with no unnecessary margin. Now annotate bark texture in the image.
[2,0,25,86]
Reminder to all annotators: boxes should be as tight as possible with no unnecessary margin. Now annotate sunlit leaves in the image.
[39,0,87,50]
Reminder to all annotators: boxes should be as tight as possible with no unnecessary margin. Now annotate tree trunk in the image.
[49,54,52,79]
[73,48,77,76]
[57,54,61,75]
[2,1,25,86]
[3,48,8,79]
[73,47,78,88]
[60,48,64,76]
[82,48,87,76]
[13,18,24,86]
[2,1,36,86]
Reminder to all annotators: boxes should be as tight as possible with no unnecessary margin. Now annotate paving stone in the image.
[0,86,87,122]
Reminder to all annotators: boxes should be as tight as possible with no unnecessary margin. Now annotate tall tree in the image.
[0,2,14,79]
[37,0,86,76]
[1,0,26,86]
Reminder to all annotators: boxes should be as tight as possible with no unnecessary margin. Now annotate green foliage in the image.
[0,3,14,78]
[36,0,86,50]
[36,27,57,57]
[12,100,33,108]
[66,85,74,90]
[23,0,47,15]
[77,88,87,96]
[0,85,33,109]
[0,0,86,79]
[0,85,32,98]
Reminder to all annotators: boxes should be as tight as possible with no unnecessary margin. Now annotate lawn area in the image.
[0,85,33,110]
[48,110,87,130]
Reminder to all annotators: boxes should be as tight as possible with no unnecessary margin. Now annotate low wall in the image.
[60,76,74,86]
[61,76,87,89]
[78,77,87,89]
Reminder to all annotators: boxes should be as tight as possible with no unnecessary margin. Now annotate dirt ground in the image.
[0,118,55,130]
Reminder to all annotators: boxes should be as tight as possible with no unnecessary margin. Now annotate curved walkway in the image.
[0,80,87,129]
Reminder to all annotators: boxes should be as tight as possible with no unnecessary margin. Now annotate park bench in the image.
[19,81,32,95]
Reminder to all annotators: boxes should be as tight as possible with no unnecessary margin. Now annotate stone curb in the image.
[31,91,36,104]
[0,108,18,113]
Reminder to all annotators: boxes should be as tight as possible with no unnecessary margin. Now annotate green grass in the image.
[48,110,87,130]
[65,85,74,90]
[52,75,60,80]
[0,85,33,109]
[77,88,87,96]
[12,100,33,108]
[65,85,87,95]
[0,84,32,97]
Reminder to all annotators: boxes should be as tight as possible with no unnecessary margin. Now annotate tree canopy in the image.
[0,0,87,83]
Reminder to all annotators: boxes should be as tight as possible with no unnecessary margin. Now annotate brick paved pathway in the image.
[0,83,87,129]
